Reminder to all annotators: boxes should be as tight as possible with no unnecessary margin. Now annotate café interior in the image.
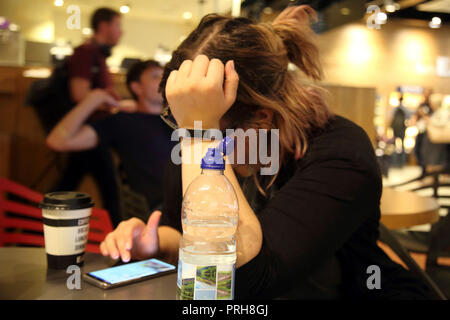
[0,0,449,301]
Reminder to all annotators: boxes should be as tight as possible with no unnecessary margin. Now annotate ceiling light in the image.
[429,16,441,28]
[183,11,192,20]
[54,0,64,7]
[9,23,19,31]
[376,12,387,24]
[82,28,92,36]
[385,4,396,13]
[120,5,130,14]
[432,17,441,25]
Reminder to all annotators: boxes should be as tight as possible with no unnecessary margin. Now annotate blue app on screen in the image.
[89,258,175,284]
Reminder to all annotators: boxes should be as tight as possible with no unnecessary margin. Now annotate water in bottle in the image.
[177,137,239,300]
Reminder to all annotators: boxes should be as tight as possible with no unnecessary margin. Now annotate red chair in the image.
[0,177,113,253]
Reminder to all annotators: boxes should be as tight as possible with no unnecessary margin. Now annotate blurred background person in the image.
[46,60,175,225]
[51,7,123,226]
[421,94,449,174]
[411,89,433,177]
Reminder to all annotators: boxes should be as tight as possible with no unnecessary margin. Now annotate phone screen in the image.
[87,258,176,285]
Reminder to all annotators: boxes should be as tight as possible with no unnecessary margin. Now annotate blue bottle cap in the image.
[200,136,234,170]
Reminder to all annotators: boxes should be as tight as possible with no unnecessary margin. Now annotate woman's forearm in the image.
[180,138,263,268]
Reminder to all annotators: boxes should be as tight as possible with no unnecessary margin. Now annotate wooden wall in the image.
[322,83,377,146]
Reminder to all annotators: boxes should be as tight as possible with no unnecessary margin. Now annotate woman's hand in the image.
[100,210,162,263]
[273,4,318,26]
[165,54,239,129]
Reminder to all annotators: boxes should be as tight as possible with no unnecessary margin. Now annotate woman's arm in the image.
[165,54,263,267]
[46,89,118,152]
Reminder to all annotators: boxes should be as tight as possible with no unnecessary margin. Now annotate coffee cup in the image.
[39,192,93,269]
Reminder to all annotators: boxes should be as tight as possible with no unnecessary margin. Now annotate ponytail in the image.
[272,19,323,81]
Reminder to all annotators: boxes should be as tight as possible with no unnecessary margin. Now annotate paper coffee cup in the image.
[39,192,94,269]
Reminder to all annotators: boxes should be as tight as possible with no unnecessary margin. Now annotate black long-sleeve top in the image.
[160,115,433,299]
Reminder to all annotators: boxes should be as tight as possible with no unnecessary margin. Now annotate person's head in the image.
[91,8,122,46]
[159,13,331,189]
[127,60,164,105]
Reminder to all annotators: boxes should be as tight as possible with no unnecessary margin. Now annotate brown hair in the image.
[159,14,332,193]
[91,7,121,32]
[126,59,162,100]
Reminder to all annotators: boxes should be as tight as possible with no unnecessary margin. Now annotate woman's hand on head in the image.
[165,54,239,129]
[273,4,318,26]
[100,210,162,263]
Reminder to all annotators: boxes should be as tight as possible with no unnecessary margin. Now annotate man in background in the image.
[52,8,123,226]
[47,60,175,224]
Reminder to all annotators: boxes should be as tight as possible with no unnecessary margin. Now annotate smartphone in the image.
[83,258,176,289]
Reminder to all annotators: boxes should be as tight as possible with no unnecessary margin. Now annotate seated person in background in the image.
[46,60,175,223]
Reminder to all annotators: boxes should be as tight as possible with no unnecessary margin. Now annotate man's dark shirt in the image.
[160,115,434,300]
[91,112,175,211]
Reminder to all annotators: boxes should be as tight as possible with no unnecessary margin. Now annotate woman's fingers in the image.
[99,241,108,256]
[190,55,210,80]
[206,58,225,87]
[177,59,193,80]
[223,60,239,108]
[116,225,135,262]
[103,233,120,260]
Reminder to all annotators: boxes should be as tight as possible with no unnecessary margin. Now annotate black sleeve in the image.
[235,155,381,299]
[160,159,183,232]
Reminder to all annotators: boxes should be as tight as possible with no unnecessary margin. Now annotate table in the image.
[380,187,440,229]
[0,247,177,299]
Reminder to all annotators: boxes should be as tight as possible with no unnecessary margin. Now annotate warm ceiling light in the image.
[54,0,64,7]
[183,11,192,20]
[82,28,92,35]
[385,4,396,12]
[376,12,387,23]
[120,5,130,14]
[431,17,441,25]
[429,16,441,28]
[9,23,19,31]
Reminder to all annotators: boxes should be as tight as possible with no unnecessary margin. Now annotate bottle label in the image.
[177,259,235,300]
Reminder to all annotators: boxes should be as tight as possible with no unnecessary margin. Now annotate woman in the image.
[100,6,433,299]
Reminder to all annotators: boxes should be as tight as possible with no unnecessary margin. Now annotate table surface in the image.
[0,247,177,300]
[380,187,440,229]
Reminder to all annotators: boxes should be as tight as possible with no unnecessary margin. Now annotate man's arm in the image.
[46,89,117,152]
[69,77,91,103]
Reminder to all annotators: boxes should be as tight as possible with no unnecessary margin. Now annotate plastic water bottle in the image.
[177,137,239,300]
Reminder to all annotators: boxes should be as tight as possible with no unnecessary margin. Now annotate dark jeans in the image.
[52,145,121,227]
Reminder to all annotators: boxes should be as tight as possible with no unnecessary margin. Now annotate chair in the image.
[386,167,450,298]
[378,223,447,300]
[0,177,113,254]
